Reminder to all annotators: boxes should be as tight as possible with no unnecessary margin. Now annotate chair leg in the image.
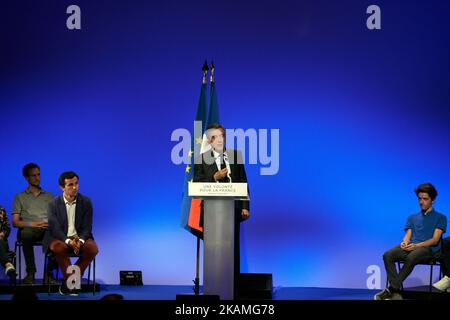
[429,265,433,292]
[43,254,47,285]
[87,262,91,287]
[15,243,22,283]
[14,242,17,266]
[45,255,51,295]
[93,258,96,295]
[42,255,46,286]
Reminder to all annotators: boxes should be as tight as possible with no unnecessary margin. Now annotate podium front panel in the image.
[203,199,235,300]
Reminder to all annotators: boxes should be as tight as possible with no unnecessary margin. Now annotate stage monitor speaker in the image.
[120,270,143,285]
[237,273,273,299]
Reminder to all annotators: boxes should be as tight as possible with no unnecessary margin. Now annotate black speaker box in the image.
[237,273,273,299]
[120,270,143,285]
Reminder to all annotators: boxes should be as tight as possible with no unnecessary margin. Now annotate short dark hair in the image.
[206,123,226,132]
[22,163,40,177]
[59,171,79,187]
[206,123,226,139]
[415,183,438,201]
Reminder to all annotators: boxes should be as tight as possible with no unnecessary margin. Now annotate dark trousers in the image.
[440,237,450,277]
[383,245,433,290]
[19,227,45,274]
[49,239,98,280]
[19,227,57,274]
[0,239,11,267]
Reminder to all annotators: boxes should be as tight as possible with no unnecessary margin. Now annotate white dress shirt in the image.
[63,195,85,244]
[212,149,232,182]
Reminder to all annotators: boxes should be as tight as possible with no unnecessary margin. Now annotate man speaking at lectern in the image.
[193,123,250,296]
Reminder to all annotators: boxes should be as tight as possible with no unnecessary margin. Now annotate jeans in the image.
[383,244,433,290]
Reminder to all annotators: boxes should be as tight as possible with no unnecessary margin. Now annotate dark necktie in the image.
[220,153,226,170]
[219,153,230,182]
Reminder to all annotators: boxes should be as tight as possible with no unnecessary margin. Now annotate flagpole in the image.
[192,61,209,296]
[194,236,201,295]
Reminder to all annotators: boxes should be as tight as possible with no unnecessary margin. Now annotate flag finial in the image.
[210,61,215,83]
[202,60,209,84]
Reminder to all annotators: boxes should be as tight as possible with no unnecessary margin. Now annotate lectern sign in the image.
[188,182,248,198]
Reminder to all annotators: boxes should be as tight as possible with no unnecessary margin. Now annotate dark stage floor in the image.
[0,284,448,300]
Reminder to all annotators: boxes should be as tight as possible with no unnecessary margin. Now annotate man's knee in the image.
[19,228,35,242]
[50,241,68,254]
[84,242,99,256]
[20,228,44,244]
[0,239,8,251]
[404,251,429,265]
[383,249,396,261]
[443,237,450,251]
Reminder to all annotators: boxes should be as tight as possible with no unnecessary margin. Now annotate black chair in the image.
[44,251,96,295]
[385,252,444,292]
[396,256,443,292]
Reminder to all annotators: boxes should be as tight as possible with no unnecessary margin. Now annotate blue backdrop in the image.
[1,0,450,288]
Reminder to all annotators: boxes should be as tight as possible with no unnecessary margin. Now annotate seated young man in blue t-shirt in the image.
[374,183,447,300]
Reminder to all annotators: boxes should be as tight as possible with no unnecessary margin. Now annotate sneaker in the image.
[59,282,70,295]
[44,273,57,285]
[388,292,403,300]
[22,273,35,285]
[59,282,79,296]
[433,275,450,292]
[374,288,392,300]
[69,289,79,297]
[4,263,17,279]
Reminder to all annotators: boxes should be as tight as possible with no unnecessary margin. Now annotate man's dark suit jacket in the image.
[193,148,250,217]
[43,193,94,252]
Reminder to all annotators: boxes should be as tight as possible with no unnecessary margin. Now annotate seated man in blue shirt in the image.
[374,183,447,300]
